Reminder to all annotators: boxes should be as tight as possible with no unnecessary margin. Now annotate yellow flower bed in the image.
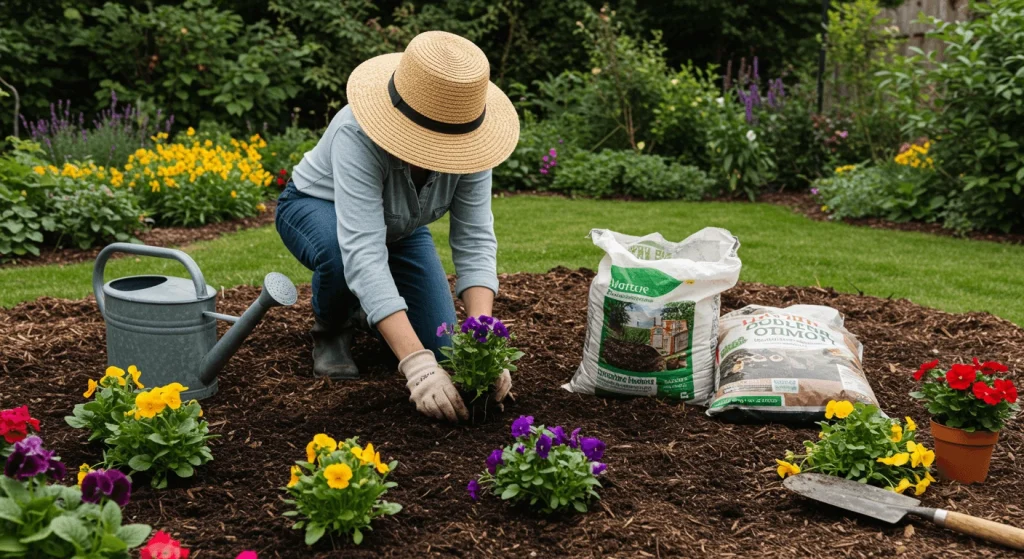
[894,141,934,169]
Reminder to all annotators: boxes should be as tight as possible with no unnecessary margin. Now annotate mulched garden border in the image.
[0,200,278,270]
[2,268,1022,558]
[758,191,1024,245]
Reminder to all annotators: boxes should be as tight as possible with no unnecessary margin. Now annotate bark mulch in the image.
[0,201,278,269]
[759,191,1024,245]
[2,268,1022,558]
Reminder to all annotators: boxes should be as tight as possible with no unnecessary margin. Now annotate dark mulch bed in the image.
[0,200,278,269]
[2,268,1022,558]
[759,191,1024,245]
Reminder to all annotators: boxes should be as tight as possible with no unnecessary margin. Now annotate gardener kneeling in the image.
[275,31,518,422]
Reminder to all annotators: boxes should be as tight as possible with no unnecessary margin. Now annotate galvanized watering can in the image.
[93,243,297,400]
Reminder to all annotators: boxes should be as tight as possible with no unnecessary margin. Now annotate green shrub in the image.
[0,186,43,257]
[880,0,1024,232]
[44,182,141,250]
[759,82,828,187]
[552,149,713,200]
[812,162,938,223]
[705,102,776,199]
[260,120,319,180]
[493,114,571,192]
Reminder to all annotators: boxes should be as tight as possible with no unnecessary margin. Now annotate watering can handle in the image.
[93,243,209,317]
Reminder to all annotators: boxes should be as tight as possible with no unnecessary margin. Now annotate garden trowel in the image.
[784,473,1024,550]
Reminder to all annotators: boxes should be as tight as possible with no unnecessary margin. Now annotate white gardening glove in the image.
[398,349,469,422]
[492,370,512,402]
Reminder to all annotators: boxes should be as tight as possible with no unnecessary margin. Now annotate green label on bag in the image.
[609,266,681,300]
[709,395,784,409]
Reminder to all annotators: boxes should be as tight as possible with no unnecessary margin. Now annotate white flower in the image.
[670,78,679,85]
[715,97,725,106]
[746,130,757,142]
[637,141,646,151]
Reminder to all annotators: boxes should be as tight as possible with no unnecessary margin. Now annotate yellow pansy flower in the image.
[156,383,186,409]
[913,474,931,496]
[288,465,301,488]
[128,365,144,389]
[776,459,801,479]
[84,379,99,398]
[891,478,912,494]
[32,165,46,175]
[909,443,935,468]
[824,400,854,420]
[77,464,92,486]
[306,434,337,463]
[905,416,917,431]
[890,424,903,443]
[104,366,127,386]
[324,464,353,490]
[877,453,910,467]
[133,390,166,419]
[186,127,196,137]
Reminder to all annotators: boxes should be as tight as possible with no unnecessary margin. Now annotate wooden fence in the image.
[883,0,971,55]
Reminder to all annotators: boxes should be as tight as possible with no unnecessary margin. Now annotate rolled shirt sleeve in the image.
[331,125,409,326]
[449,169,499,297]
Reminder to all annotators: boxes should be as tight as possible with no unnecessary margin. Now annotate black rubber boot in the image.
[311,318,359,380]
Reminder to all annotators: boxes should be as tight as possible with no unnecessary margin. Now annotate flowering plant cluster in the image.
[894,140,934,169]
[538,147,558,175]
[0,405,41,456]
[116,131,272,226]
[1,435,152,558]
[282,434,401,545]
[438,316,523,402]
[468,416,606,514]
[102,381,215,489]
[910,359,1018,432]
[66,365,144,442]
[777,401,936,495]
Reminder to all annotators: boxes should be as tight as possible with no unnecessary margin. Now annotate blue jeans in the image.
[275,182,456,358]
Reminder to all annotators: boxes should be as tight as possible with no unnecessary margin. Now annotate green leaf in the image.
[500,484,521,500]
[64,415,88,429]
[305,524,326,545]
[173,464,195,478]
[147,433,168,445]
[51,516,90,547]
[19,523,52,543]
[0,535,27,553]
[353,528,364,545]
[101,500,122,528]
[0,497,22,524]
[573,501,588,513]
[100,533,129,553]
[116,524,152,548]
[128,455,153,472]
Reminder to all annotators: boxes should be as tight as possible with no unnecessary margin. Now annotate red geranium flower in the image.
[0,405,41,443]
[141,531,190,559]
[912,359,940,381]
[276,177,285,186]
[980,361,1009,375]
[278,169,287,176]
[946,363,977,390]
[992,379,1017,404]
[973,381,1002,405]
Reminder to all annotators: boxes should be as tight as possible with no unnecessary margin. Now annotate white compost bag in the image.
[565,228,741,403]
[707,304,880,422]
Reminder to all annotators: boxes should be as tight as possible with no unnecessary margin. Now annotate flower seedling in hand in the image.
[468,416,607,513]
[910,359,1018,432]
[282,434,401,545]
[1,404,41,456]
[438,315,523,402]
[66,365,144,442]
[777,401,936,495]
[103,382,216,488]
[1,436,152,557]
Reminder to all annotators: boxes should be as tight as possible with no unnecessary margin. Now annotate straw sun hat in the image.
[347,31,520,175]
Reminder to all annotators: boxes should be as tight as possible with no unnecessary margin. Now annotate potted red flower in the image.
[910,358,1019,483]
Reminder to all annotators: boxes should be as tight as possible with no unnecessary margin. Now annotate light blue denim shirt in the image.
[291,105,498,326]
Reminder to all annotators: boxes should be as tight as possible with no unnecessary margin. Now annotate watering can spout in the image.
[199,273,297,385]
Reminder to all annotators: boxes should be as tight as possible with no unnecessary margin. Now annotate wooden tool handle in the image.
[939,510,1024,550]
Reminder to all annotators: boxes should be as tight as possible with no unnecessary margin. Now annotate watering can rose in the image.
[282,435,401,545]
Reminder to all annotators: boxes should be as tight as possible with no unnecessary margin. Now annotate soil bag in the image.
[565,228,741,403]
[707,304,880,422]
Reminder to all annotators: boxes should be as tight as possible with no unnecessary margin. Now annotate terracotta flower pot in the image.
[931,419,1000,484]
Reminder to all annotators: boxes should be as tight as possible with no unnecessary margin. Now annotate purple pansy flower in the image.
[549,426,568,446]
[486,449,504,475]
[580,437,606,461]
[511,416,534,438]
[82,469,132,507]
[515,444,525,454]
[477,315,495,325]
[436,323,448,337]
[467,479,480,501]
[4,436,62,481]
[592,462,607,475]
[569,428,582,449]
[492,322,509,339]
[461,316,481,334]
[535,434,552,459]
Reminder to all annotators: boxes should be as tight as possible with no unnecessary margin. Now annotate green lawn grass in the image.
[2,196,1022,324]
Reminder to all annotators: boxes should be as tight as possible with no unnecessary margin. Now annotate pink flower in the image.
[539,168,548,175]
[236,552,258,559]
[837,130,848,139]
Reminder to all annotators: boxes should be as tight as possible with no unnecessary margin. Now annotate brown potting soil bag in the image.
[707,304,879,423]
